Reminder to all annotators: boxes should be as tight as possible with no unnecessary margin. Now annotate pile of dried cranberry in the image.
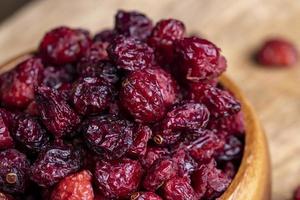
[0,10,245,200]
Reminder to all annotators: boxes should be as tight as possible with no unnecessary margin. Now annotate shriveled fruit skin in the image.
[94,158,143,199]
[81,41,109,62]
[38,26,91,65]
[30,146,82,187]
[128,125,152,157]
[115,10,153,41]
[120,69,165,123]
[0,149,30,194]
[131,192,163,200]
[140,147,170,169]
[0,57,44,108]
[50,170,94,200]
[94,29,117,43]
[42,65,76,89]
[163,177,198,200]
[0,109,14,150]
[35,86,81,138]
[108,36,155,71]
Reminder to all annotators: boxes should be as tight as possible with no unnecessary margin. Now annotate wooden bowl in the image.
[0,53,271,200]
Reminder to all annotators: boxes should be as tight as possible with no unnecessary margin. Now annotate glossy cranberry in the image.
[128,125,152,157]
[50,170,94,200]
[0,57,44,108]
[83,116,133,160]
[256,38,298,66]
[94,158,143,199]
[31,146,82,187]
[163,177,197,200]
[174,36,225,81]
[115,10,153,41]
[189,83,241,118]
[39,26,91,65]
[43,65,76,89]
[217,135,243,162]
[71,77,112,115]
[12,114,49,152]
[0,149,30,193]
[192,160,231,199]
[294,186,300,200]
[148,19,185,66]
[0,109,14,150]
[131,192,162,200]
[143,158,178,191]
[94,29,117,43]
[120,69,165,123]
[108,36,155,71]
[140,147,170,169]
[35,86,81,137]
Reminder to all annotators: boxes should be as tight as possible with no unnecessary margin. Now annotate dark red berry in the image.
[108,36,155,71]
[71,77,112,115]
[163,177,197,200]
[50,170,94,200]
[39,26,91,65]
[143,158,178,191]
[140,147,170,169]
[189,83,241,118]
[94,29,117,43]
[256,38,298,66]
[294,186,300,200]
[172,149,198,177]
[35,86,81,138]
[131,192,162,200]
[0,149,30,193]
[81,41,109,62]
[115,10,153,41]
[43,65,76,89]
[128,125,152,157]
[83,116,133,160]
[148,19,185,66]
[25,101,39,116]
[0,109,14,150]
[94,158,143,199]
[174,36,225,81]
[216,135,243,162]
[0,57,44,108]
[120,69,165,123]
[31,146,82,187]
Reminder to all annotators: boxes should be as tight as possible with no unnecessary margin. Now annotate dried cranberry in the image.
[39,26,91,65]
[172,149,198,177]
[256,38,298,66]
[174,36,225,81]
[50,170,94,200]
[108,36,155,71]
[43,65,76,89]
[120,69,165,123]
[163,177,197,200]
[216,135,243,162]
[71,77,112,115]
[140,147,170,169]
[131,192,162,200]
[30,146,82,187]
[294,186,300,200]
[192,160,231,199]
[115,10,153,41]
[143,158,178,191]
[81,41,108,62]
[189,83,241,118]
[35,86,81,137]
[94,29,117,43]
[0,109,14,150]
[148,19,185,66]
[94,158,143,199]
[128,125,152,157]
[25,101,39,116]
[0,149,30,193]
[83,116,133,160]
[0,57,44,108]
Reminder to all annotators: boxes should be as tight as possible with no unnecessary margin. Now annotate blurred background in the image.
[0,1,299,200]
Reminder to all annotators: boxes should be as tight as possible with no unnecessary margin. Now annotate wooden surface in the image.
[0,0,299,199]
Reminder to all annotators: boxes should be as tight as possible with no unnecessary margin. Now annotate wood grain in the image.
[0,0,299,199]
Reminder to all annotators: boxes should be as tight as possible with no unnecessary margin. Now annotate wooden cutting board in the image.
[0,0,299,199]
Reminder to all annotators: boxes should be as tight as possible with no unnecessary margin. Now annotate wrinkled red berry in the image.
[131,192,162,200]
[148,19,185,66]
[35,86,81,137]
[143,158,178,191]
[12,114,49,152]
[163,177,197,200]
[128,125,152,157]
[94,29,117,43]
[39,26,91,65]
[189,83,240,118]
[94,158,143,199]
[31,146,82,187]
[83,116,133,160]
[81,41,108,62]
[256,38,298,66]
[71,77,112,115]
[140,147,170,169]
[50,170,94,200]
[0,109,14,150]
[108,36,155,71]
[43,65,76,89]
[120,69,165,123]
[216,135,243,162]
[0,149,30,193]
[174,36,225,81]
[115,10,153,41]
[0,57,44,108]
[172,149,198,177]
